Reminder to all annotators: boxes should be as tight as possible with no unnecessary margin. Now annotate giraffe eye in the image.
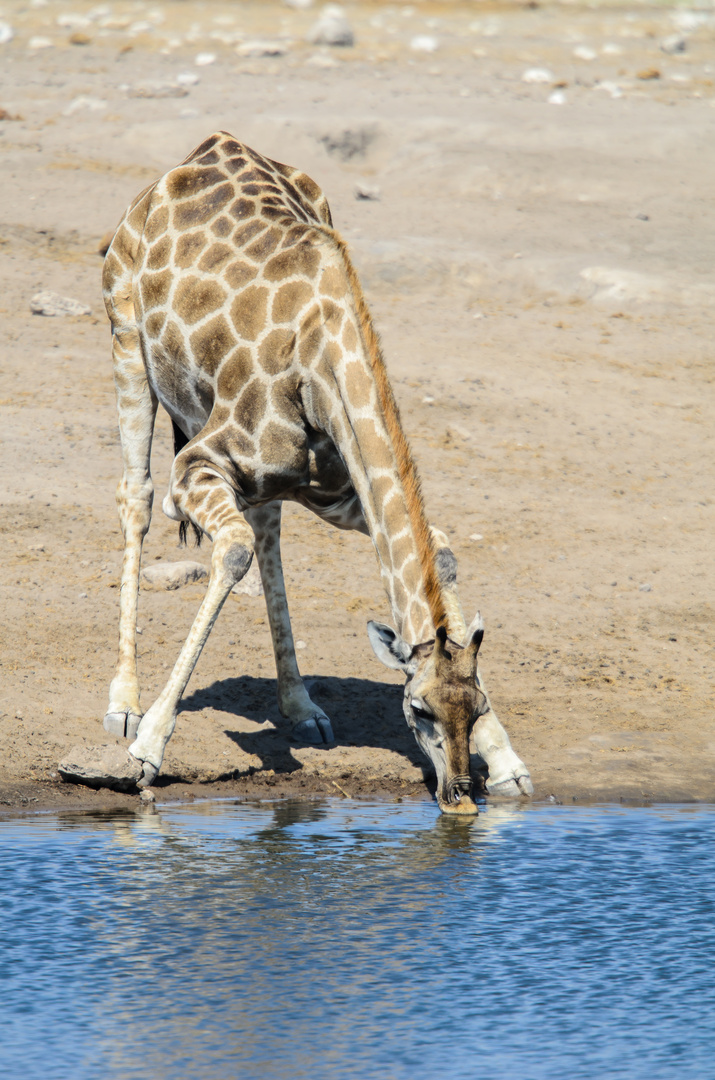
[411,701,434,723]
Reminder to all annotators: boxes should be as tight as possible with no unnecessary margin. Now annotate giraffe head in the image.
[367,613,488,815]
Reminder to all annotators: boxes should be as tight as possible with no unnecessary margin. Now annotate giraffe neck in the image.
[312,230,448,645]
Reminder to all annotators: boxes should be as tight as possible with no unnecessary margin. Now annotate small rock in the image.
[638,583,653,593]
[127,82,188,98]
[175,71,200,86]
[573,45,596,61]
[236,40,288,57]
[469,534,484,542]
[522,67,554,84]
[28,36,53,49]
[232,561,264,597]
[142,560,208,590]
[195,51,216,66]
[661,34,687,55]
[637,68,660,81]
[30,291,91,317]
[15,711,23,720]
[139,787,156,803]
[306,52,339,68]
[422,395,435,405]
[308,5,354,47]
[411,35,439,53]
[63,95,106,115]
[354,181,380,201]
[59,744,143,791]
[0,21,14,44]
[636,212,650,221]
[595,80,623,99]
[69,31,92,45]
[296,640,307,650]
[548,89,566,105]
[57,13,90,29]
[284,0,313,8]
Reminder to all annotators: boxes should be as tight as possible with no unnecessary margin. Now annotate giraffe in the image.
[100,131,532,813]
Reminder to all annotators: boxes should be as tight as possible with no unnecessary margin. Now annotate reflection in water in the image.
[1,801,714,1080]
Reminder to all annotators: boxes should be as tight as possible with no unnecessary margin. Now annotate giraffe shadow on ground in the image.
[180,674,428,776]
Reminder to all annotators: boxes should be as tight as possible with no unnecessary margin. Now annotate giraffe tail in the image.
[171,420,203,548]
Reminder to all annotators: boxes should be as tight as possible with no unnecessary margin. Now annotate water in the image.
[1,799,714,1080]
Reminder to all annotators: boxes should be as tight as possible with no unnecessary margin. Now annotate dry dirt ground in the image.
[1,0,713,816]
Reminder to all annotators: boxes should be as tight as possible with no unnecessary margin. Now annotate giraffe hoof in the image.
[291,716,335,745]
[104,710,142,740]
[129,754,159,788]
[487,772,533,797]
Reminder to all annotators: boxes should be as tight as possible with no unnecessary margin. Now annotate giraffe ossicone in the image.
[99,131,532,811]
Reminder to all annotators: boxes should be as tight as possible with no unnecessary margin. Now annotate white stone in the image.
[469,534,484,542]
[127,82,189,99]
[195,51,216,66]
[30,291,91,316]
[175,71,200,86]
[231,561,264,597]
[63,95,106,115]
[308,5,354,47]
[56,13,91,29]
[573,45,596,61]
[142,560,208,590]
[522,67,554,84]
[411,35,438,53]
[661,34,687,55]
[594,80,623,99]
[548,89,566,105]
[28,36,53,49]
[354,181,380,201]
[0,21,14,44]
[284,0,314,8]
[235,40,288,57]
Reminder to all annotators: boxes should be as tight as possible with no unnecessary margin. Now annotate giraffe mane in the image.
[322,227,448,634]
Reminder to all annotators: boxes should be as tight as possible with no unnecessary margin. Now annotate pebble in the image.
[637,68,660,81]
[410,35,439,53]
[305,51,339,68]
[139,787,156,804]
[28,36,53,49]
[195,51,216,66]
[595,80,623,99]
[63,95,106,115]
[30,291,91,316]
[141,560,208,590]
[296,640,307,650]
[548,89,566,105]
[175,71,200,86]
[231,561,264,597]
[235,40,288,58]
[354,181,380,201]
[0,21,14,44]
[639,583,653,593]
[661,34,687,55]
[126,82,189,98]
[573,45,596,61]
[284,0,314,8]
[522,67,554,84]
[308,5,354,47]
[469,534,484,542]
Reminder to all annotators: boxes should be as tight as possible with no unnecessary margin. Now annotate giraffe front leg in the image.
[126,458,255,785]
[104,328,157,740]
[245,504,334,745]
[471,685,533,797]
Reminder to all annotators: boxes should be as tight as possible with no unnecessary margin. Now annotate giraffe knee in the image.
[211,527,255,586]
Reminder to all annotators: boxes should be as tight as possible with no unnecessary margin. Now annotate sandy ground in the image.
[1,0,713,816]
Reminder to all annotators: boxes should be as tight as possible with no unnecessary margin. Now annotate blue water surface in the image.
[1,799,714,1080]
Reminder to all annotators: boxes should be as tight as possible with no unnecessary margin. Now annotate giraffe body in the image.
[101,132,532,810]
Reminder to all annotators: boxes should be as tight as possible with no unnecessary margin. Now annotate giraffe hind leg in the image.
[104,327,157,740]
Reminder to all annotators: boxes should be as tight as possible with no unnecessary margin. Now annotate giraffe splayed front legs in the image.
[97,132,532,807]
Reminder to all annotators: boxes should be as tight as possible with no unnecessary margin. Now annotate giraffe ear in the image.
[367,621,415,673]
[463,611,484,658]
